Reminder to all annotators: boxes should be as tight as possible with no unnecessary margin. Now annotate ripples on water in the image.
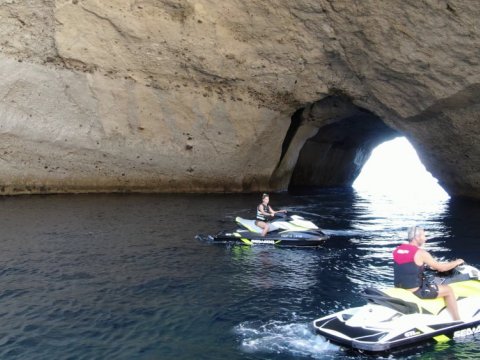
[0,189,479,359]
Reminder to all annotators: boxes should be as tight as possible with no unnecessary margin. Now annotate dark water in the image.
[0,189,479,359]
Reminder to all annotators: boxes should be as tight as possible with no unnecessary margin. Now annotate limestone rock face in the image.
[0,0,479,198]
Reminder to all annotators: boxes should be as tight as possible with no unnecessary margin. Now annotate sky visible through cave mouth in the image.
[353,137,449,202]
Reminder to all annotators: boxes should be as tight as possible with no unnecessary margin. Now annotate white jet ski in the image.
[196,213,328,247]
[313,265,480,353]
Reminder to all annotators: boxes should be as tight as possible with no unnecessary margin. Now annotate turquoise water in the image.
[0,190,478,359]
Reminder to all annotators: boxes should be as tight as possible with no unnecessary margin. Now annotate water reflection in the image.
[229,246,323,291]
[416,335,480,360]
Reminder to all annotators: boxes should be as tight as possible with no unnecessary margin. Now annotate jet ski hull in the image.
[313,307,480,352]
[198,230,328,247]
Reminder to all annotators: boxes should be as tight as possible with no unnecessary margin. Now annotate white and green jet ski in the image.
[196,213,328,247]
[313,265,480,353]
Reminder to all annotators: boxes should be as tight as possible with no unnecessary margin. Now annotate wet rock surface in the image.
[0,1,478,198]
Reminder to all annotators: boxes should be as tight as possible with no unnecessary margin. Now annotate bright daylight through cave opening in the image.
[353,137,449,201]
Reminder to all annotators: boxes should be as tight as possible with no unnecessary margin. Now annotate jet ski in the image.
[196,213,328,247]
[313,264,480,353]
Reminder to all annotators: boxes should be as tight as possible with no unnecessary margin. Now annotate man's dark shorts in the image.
[413,282,439,299]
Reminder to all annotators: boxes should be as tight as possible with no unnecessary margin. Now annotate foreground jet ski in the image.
[196,214,328,247]
[313,265,480,353]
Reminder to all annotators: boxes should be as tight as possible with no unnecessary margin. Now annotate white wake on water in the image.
[234,318,339,358]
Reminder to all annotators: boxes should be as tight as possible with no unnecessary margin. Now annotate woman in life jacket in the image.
[255,193,286,236]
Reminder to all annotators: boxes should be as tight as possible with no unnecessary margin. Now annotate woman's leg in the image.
[261,223,269,236]
[255,221,269,236]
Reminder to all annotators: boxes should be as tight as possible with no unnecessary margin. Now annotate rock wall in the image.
[0,0,479,198]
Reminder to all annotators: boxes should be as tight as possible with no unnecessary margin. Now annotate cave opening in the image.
[353,137,449,200]
[273,95,449,201]
[271,95,399,192]
[287,109,398,189]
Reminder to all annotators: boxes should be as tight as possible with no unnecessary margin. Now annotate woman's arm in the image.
[269,206,286,215]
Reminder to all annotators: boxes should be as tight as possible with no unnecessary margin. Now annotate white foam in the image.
[234,319,339,358]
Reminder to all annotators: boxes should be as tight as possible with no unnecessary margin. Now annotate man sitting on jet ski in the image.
[393,226,464,320]
[255,193,287,236]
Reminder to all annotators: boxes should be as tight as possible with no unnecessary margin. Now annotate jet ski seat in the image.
[364,286,461,316]
[363,288,421,315]
[235,217,279,233]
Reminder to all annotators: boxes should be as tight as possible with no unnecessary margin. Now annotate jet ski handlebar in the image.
[425,264,478,285]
